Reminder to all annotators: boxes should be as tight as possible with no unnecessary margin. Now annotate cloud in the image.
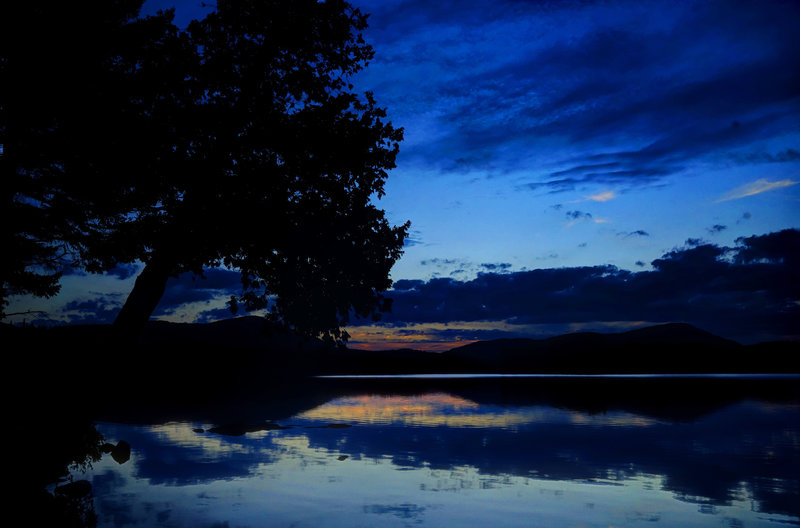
[403,229,425,247]
[480,262,512,273]
[393,279,425,291]
[565,210,592,226]
[585,191,616,202]
[106,263,142,280]
[153,268,243,316]
[420,258,458,266]
[715,178,798,202]
[359,0,799,193]
[707,224,727,234]
[380,229,800,343]
[194,306,246,324]
[731,148,800,165]
[58,261,142,280]
[62,294,124,324]
[619,230,650,238]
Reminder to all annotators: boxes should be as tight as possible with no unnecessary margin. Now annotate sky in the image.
[7,0,800,348]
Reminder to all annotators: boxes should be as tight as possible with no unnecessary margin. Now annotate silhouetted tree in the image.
[1,0,185,316]
[1,0,408,341]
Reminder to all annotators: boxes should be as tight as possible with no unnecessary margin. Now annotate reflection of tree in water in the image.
[33,417,130,527]
[33,417,104,527]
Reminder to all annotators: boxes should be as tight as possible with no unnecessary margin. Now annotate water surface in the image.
[61,376,799,527]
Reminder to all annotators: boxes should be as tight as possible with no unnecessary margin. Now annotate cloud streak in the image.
[715,179,798,202]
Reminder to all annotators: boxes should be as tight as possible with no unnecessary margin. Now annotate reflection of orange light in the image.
[298,393,661,430]
[298,393,546,429]
[298,393,481,426]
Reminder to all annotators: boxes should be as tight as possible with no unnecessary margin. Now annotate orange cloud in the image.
[715,178,797,202]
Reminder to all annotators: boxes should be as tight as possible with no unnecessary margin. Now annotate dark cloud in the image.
[420,258,458,266]
[403,229,425,247]
[731,148,800,165]
[381,229,800,343]
[707,224,727,235]
[480,262,512,272]
[393,279,425,291]
[566,210,592,221]
[106,263,142,280]
[619,230,650,238]
[59,262,140,280]
[733,229,800,266]
[153,268,243,316]
[59,264,87,277]
[62,295,124,324]
[363,0,800,190]
[194,306,247,325]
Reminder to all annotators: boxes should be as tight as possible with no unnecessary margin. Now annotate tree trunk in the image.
[112,258,172,343]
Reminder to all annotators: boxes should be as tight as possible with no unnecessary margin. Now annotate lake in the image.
[53,375,799,527]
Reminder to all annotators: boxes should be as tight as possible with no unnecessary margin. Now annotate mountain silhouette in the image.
[6,319,797,403]
[313,322,793,375]
[440,322,791,374]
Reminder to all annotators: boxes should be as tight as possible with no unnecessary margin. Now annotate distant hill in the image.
[318,322,796,375]
[441,322,760,374]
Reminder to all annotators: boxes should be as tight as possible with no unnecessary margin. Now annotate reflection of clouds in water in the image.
[568,413,660,428]
[267,434,340,467]
[363,502,427,521]
[150,422,261,456]
[298,393,661,429]
[84,395,800,528]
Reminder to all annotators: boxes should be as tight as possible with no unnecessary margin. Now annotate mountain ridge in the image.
[4,318,796,376]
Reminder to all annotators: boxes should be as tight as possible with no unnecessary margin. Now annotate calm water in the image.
[59,376,799,527]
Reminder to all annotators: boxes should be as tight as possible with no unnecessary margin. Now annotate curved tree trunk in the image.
[113,258,173,342]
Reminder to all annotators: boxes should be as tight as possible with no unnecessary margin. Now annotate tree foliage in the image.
[1,0,408,341]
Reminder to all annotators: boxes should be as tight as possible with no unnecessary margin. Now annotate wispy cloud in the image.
[586,191,616,202]
[715,178,797,202]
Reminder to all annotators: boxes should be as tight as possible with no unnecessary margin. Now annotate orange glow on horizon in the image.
[344,325,480,352]
[345,339,478,353]
[343,320,659,352]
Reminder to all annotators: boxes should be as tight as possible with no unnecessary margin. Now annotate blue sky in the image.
[7,0,799,348]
